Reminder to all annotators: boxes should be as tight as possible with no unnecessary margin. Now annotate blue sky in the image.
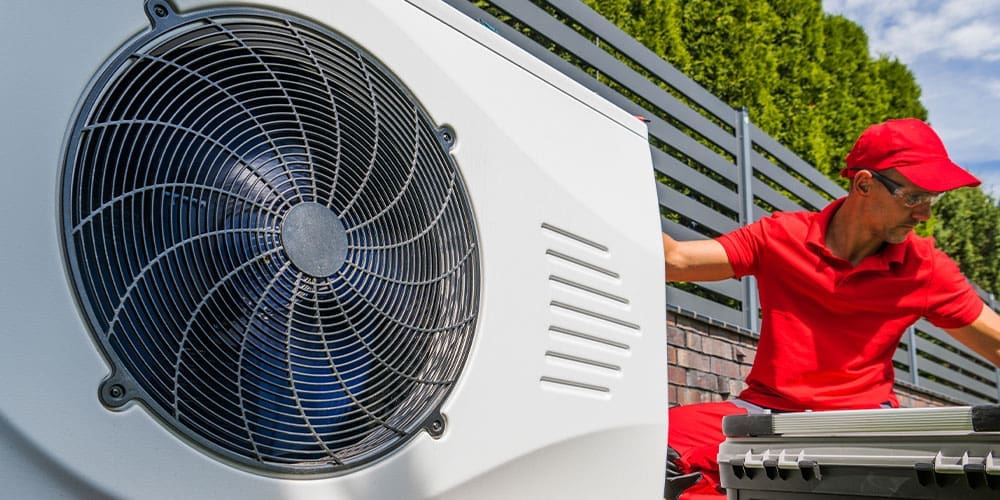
[822,0,1000,197]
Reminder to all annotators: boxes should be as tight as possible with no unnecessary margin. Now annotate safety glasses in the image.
[865,169,942,207]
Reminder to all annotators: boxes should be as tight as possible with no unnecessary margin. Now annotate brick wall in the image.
[667,310,964,408]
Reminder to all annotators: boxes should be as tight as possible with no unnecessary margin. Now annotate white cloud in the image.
[946,22,1000,61]
[823,0,1000,64]
[822,0,1000,171]
[915,66,1000,164]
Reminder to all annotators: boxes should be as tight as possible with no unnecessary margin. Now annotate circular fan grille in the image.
[62,4,479,474]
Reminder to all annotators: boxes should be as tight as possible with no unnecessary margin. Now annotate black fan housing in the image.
[62,1,480,475]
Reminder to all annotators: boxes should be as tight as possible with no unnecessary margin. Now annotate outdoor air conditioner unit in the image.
[0,1,666,498]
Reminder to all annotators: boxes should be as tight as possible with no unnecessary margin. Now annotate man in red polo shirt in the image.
[662,118,1000,500]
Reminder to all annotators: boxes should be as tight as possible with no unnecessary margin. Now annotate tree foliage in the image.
[929,188,1000,298]
[583,0,1000,297]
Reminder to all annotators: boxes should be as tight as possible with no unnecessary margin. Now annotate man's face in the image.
[867,169,938,244]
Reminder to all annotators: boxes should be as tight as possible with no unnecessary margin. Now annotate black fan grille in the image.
[62,5,479,474]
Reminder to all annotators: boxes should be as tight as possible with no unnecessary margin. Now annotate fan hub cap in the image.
[281,202,348,277]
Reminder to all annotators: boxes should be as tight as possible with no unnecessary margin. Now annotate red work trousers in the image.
[668,401,748,500]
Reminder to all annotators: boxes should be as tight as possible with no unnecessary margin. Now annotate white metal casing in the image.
[0,1,667,498]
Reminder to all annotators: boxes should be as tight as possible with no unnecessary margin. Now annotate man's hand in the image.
[664,446,702,500]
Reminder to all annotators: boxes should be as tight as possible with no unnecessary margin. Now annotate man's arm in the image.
[662,232,735,282]
[944,304,1000,367]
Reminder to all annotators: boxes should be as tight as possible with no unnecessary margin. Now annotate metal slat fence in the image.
[446,0,999,404]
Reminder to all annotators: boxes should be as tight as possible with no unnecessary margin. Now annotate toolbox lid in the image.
[722,405,1000,437]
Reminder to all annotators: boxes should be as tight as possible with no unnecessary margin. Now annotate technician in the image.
[662,118,1000,499]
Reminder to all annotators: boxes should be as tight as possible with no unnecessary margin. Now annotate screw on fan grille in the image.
[62,2,479,474]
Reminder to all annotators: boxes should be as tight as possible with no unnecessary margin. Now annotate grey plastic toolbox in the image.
[718,405,1000,499]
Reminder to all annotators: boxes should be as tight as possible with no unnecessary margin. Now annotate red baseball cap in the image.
[840,118,980,192]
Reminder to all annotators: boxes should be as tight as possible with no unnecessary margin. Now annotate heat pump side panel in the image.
[0,1,666,499]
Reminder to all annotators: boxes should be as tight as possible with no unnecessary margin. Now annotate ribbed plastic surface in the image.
[770,407,975,436]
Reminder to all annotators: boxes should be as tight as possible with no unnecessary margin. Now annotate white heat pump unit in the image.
[0,0,666,498]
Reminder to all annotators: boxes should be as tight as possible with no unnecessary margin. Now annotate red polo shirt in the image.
[716,198,983,411]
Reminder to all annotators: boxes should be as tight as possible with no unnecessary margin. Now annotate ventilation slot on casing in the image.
[541,223,634,396]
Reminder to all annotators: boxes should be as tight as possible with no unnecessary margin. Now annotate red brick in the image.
[726,378,748,396]
[734,348,756,365]
[686,371,719,391]
[685,331,703,351]
[676,387,708,405]
[710,357,742,379]
[702,337,733,359]
[668,366,687,385]
[667,325,686,347]
[675,349,711,371]
[668,386,678,405]
[675,315,697,330]
[667,348,677,364]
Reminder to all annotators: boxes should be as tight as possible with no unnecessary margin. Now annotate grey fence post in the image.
[906,326,920,386]
[989,293,1000,402]
[985,292,1000,402]
[736,108,758,332]
[995,363,1000,402]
